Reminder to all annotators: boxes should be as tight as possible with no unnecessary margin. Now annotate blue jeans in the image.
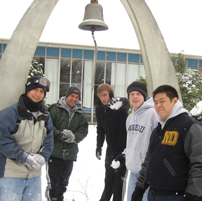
[0,176,41,201]
[127,172,148,201]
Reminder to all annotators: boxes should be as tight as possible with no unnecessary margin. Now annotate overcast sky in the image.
[0,0,202,56]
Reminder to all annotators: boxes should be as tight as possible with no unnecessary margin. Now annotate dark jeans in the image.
[100,146,127,201]
[47,156,74,201]
[148,189,184,201]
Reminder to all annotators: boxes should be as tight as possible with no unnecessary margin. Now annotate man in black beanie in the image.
[124,81,158,201]
[127,81,147,101]
[0,76,53,201]
[46,86,88,201]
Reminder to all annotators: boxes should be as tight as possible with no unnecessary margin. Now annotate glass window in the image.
[45,58,59,105]
[107,52,116,61]
[139,65,146,78]
[188,59,198,68]
[94,61,105,105]
[117,53,126,62]
[47,47,59,57]
[128,53,139,63]
[127,64,139,86]
[95,61,105,85]
[114,63,126,97]
[83,60,93,109]
[97,51,105,60]
[60,58,71,97]
[71,59,82,84]
[61,48,71,58]
[35,46,45,56]
[106,62,113,85]
[199,60,202,68]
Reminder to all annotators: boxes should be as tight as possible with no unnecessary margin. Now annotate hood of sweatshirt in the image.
[159,100,189,129]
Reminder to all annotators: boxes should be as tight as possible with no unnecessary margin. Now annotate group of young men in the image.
[0,75,202,201]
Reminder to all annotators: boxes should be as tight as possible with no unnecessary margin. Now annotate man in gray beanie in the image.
[46,86,88,201]
[66,86,81,99]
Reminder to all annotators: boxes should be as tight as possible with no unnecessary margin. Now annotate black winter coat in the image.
[95,97,130,152]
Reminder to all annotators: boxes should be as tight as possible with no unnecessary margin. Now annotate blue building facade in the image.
[0,39,202,122]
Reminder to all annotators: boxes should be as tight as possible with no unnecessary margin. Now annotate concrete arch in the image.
[0,0,59,110]
[0,0,181,110]
[121,0,181,99]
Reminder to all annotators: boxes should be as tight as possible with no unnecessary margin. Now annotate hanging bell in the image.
[78,1,108,31]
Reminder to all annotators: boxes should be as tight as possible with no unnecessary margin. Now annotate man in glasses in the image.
[0,76,53,201]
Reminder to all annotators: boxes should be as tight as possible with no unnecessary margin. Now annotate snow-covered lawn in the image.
[41,124,129,201]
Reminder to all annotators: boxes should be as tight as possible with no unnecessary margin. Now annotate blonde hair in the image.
[97,84,114,97]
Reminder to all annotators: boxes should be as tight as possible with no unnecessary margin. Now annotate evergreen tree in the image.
[27,59,44,80]
[27,59,47,107]
[132,54,202,119]
[172,53,202,112]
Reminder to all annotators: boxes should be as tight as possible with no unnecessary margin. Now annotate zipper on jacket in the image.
[163,158,176,176]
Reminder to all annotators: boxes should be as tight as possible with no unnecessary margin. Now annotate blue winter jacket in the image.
[0,95,53,178]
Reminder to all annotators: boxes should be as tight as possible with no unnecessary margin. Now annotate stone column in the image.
[121,0,182,100]
[0,0,59,110]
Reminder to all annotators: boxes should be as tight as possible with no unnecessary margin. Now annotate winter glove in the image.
[111,154,125,169]
[107,97,123,110]
[58,129,75,143]
[33,154,45,166]
[131,186,146,201]
[24,153,41,171]
[96,147,102,160]
[181,193,199,201]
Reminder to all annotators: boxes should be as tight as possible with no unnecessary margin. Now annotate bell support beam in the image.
[121,0,182,100]
[0,0,59,110]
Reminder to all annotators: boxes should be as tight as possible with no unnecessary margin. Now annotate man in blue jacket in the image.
[132,85,202,201]
[0,76,53,201]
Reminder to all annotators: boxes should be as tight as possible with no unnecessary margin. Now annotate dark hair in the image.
[153,85,178,101]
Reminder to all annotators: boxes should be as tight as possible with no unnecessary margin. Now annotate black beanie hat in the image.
[66,86,81,99]
[25,76,46,97]
[127,81,147,100]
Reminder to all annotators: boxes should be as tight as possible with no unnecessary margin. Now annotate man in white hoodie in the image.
[131,85,202,201]
[125,81,158,201]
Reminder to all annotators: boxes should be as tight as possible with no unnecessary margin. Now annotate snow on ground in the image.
[41,125,129,201]
[190,101,202,116]
[40,103,202,200]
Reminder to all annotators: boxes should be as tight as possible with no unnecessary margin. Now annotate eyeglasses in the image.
[26,77,50,92]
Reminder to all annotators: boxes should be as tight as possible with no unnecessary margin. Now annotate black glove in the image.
[131,186,145,201]
[96,147,102,160]
[181,193,199,201]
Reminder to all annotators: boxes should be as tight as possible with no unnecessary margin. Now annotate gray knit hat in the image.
[127,81,147,100]
[66,86,81,99]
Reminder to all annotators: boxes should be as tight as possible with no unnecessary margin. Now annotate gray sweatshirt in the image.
[125,97,158,173]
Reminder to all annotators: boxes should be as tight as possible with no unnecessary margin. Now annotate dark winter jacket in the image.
[95,97,130,152]
[49,96,88,161]
[136,101,202,197]
[0,94,53,178]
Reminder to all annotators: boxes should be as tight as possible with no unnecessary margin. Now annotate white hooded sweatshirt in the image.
[125,97,158,173]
